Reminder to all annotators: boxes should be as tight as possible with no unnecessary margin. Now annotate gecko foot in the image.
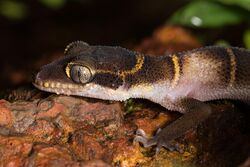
[134,128,183,154]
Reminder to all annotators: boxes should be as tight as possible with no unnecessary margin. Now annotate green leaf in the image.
[243,29,250,49]
[214,0,250,11]
[214,40,231,47]
[40,0,66,10]
[0,1,27,20]
[169,1,245,28]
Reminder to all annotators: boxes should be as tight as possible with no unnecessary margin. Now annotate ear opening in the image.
[64,41,90,56]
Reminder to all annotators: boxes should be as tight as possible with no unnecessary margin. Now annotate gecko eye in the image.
[70,65,93,84]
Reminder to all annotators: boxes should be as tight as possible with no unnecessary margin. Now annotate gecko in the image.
[33,41,250,153]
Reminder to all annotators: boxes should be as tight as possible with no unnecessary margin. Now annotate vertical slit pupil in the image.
[77,67,82,79]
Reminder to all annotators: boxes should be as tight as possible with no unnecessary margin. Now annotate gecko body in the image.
[33,41,250,152]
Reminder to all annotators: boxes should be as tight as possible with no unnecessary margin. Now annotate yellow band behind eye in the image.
[65,62,76,78]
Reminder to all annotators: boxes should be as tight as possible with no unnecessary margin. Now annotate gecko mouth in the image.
[33,79,84,95]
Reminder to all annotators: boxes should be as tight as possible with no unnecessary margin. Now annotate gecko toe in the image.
[155,128,162,134]
[134,136,158,147]
[134,130,158,148]
[136,129,147,137]
[135,128,183,153]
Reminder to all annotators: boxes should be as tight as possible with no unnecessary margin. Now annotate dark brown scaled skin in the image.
[33,41,250,153]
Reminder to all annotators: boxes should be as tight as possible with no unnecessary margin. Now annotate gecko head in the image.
[33,41,144,101]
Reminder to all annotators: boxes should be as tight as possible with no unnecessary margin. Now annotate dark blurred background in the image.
[0,0,250,90]
[0,0,185,90]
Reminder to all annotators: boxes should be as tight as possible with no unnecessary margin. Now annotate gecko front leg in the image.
[134,98,212,153]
